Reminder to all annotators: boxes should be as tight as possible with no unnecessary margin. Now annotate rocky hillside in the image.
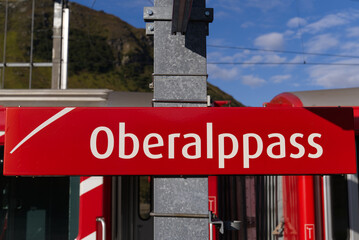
[0,0,244,106]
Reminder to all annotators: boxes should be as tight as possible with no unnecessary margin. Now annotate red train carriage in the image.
[214,88,359,240]
[265,88,359,240]
[0,90,156,240]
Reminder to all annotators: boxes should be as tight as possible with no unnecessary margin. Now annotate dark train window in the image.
[357,136,359,195]
[330,175,349,240]
[138,176,151,220]
[0,146,70,240]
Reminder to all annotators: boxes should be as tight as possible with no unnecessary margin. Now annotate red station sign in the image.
[3,107,357,176]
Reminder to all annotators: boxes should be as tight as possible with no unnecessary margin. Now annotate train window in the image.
[329,175,349,240]
[357,136,359,195]
[0,153,9,240]
[138,176,151,220]
[26,209,46,240]
[0,145,70,240]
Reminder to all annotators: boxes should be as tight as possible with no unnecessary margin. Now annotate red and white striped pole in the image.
[75,176,107,240]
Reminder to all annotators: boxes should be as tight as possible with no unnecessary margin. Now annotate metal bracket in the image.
[144,6,213,35]
[150,211,240,234]
[209,212,224,234]
[272,220,285,236]
[144,7,213,22]
[146,23,155,35]
[208,211,241,234]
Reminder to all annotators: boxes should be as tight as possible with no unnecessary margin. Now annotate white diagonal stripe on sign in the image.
[10,107,75,154]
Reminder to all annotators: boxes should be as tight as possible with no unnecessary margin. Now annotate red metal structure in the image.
[266,88,359,240]
[266,93,316,240]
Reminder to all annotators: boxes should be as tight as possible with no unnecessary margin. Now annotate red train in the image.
[215,88,359,240]
[0,88,357,240]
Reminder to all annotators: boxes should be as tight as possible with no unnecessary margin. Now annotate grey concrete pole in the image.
[60,7,69,90]
[148,0,212,239]
[1,0,8,88]
[51,0,62,89]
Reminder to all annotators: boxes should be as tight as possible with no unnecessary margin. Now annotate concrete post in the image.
[60,7,69,90]
[51,0,62,89]
[147,0,212,239]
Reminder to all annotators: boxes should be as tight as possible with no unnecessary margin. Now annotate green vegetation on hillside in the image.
[0,0,244,106]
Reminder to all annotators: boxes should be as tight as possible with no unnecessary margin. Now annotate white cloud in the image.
[308,60,359,88]
[245,55,263,63]
[271,74,291,83]
[208,64,240,81]
[287,17,307,28]
[208,38,227,46]
[240,54,286,68]
[207,51,224,60]
[286,55,307,70]
[241,75,266,87]
[241,56,262,68]
[284,30,296,37]
[254,32,284,50]
[347,27,359,37]
[341,42,359,55]
[241,22,255,28]
[264,54,286,63]
[222,53,247,62]
[305,34,338,52]
[289,55,305,63]
[303,10,359,34]
[304,14,347,33]
[208,51,247,63]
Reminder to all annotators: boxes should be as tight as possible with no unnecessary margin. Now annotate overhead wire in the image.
[207,45,359,59]
[207,62,359,66]
[71,0,359,68]
[208,2,359,67]
[90,0,97,9]
[295,0,306,63]
[207,44,359,66]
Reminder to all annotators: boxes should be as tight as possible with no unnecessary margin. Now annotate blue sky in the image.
[73,0,359,106]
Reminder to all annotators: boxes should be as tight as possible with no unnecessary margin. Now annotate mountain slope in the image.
[0,1,244,106]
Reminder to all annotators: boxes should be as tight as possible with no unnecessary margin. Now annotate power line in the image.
[64,58,359,67]
[208,62,359,66]
[90,0,97,9]
[207,44,359,59]
[295,0,306,63]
